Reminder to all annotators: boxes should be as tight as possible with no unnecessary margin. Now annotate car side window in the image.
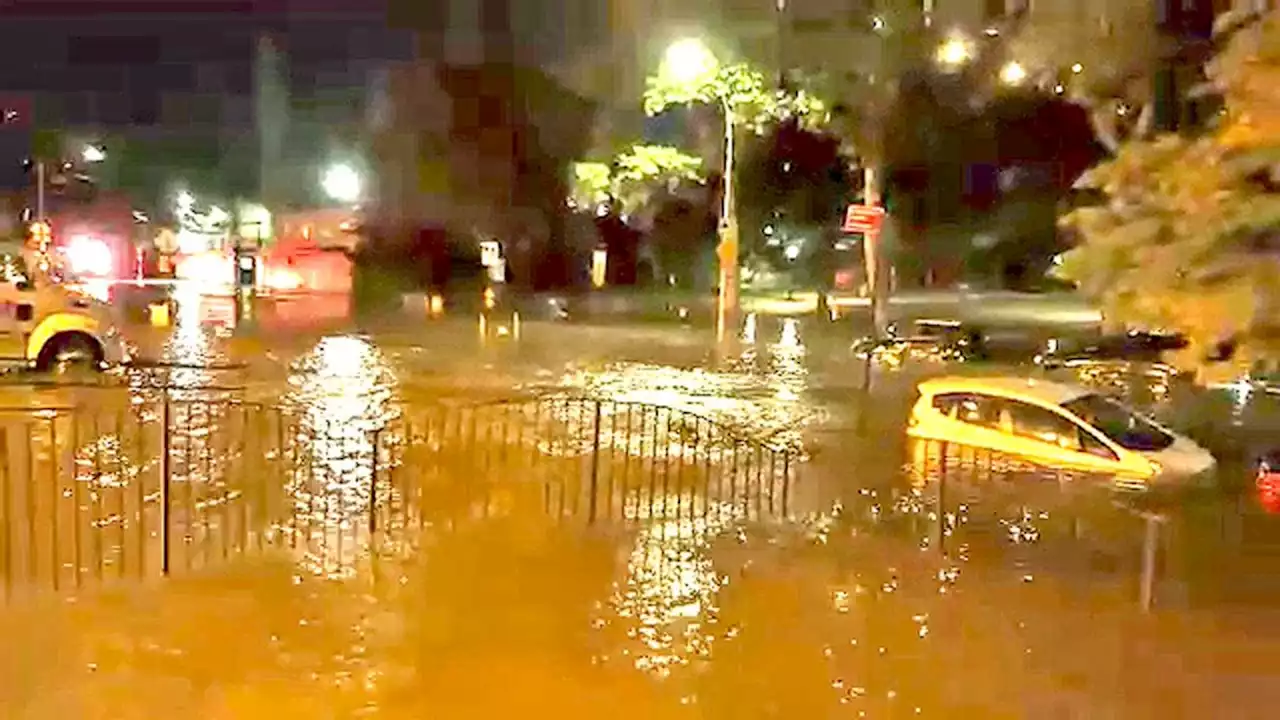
[931,393,965,416]
[1006,401,1083,450]
[1078,429,1119,460]
[946,393,1002,429]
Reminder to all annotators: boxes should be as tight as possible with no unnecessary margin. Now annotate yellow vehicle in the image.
[907,375,1215,487]
[0,240,129,373]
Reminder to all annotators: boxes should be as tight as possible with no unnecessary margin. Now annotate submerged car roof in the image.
[917,375,1093,406]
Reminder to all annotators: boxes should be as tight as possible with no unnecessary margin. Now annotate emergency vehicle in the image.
[0,238,128,373]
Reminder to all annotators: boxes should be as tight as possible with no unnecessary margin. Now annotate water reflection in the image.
[284,335,399,577]
[606,513,731,681]
[119,284,242,402]
[550,318,820,451]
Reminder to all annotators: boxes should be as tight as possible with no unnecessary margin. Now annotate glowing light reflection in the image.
[285,335,400,578]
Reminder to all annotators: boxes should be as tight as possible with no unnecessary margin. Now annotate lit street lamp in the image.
[658,38,740,341]
[1000,61,1028,85]
[936,37,973,69]
[82,145,106,163]
[661,38,719,87]
[321,164,362,204]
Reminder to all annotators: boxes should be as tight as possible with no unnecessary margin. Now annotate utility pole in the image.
[35,160,45,221]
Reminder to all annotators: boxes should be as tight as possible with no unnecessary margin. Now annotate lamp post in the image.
[659,39,740,340]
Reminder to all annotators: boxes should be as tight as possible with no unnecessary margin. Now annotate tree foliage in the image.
[1000,3,1166,151]
[569,144,705,215]
[613,144,704,213]
[570,161,611,208]
[736,120,851,282]
[643,60,828,134]
[1059,12,1280,380]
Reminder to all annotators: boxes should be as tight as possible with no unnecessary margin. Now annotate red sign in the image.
[842,204,886,234]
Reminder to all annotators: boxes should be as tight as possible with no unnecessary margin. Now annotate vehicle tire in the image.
[36,332,104,375]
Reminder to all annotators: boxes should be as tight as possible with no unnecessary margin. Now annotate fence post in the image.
[588,400,602,524]
[935,441,948,555]
[160,392,172,576]
[369,429,381,538]
[1139,512,1164,612]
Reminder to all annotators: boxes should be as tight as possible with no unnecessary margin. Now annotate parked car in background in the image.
[852,318,988,365]
[1036,330,1188,369]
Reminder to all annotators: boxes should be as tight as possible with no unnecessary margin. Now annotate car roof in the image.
[917,375,1093,406]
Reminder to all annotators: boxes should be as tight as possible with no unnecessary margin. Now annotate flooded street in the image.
[2,300,1280,716]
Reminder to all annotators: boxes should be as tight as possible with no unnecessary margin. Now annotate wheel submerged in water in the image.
[36,333,104,376]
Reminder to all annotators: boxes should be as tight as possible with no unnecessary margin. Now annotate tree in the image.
[998,3,1166,152]
[569,161,611,210]
[642,45,830,289]
[612,144,704,215]
[735,119,852,288]
[1058,12,1280,381]
[570,144,706,215]
[642,59,828,135]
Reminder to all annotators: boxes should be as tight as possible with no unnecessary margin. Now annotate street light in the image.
[1000,61,1028,85]
[936,37,973,69]
[657,38,741,340]
[82,145,105,163]
[321,164,361,203]
[660,38,719,87]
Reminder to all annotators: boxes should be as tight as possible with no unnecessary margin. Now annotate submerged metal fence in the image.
[902,437,1176,611]
[0,396,803,601]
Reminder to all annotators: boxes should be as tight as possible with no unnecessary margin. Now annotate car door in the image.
[1003,399,1122,474]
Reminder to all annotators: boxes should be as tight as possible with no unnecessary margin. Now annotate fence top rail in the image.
[4,394,806,457]
[0,397,268,415]
[430,393,806,456]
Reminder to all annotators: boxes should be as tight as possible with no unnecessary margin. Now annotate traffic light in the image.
[29,221,51,249]
[235,249,255,288]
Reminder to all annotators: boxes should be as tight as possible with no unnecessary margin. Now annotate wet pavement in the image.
[2,294,1280,716]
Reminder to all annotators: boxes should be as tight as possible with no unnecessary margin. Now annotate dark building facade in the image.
[372,0,597,288]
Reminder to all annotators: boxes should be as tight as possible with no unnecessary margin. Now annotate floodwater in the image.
[2,305,1280,716]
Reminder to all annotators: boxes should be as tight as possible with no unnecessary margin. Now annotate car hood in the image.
[1140,435,1216,482]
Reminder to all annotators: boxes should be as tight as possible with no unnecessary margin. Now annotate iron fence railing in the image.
[898,437,1180,611]
[0,396,804,600]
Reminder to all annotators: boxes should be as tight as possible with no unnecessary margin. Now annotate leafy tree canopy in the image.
[1059,12,1280,380]
[643,60,828,134]
[569,144,705,215]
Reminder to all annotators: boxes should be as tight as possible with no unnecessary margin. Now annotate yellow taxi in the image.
[907,375,1215,487]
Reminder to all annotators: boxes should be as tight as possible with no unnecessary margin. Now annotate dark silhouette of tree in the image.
[648,193,715,288]
[736,119,852,289]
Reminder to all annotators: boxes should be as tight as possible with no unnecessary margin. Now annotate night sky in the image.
[0,0,406,186]
[0,1,399,104]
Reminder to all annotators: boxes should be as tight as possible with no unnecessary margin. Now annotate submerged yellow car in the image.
[907,375,1215,487]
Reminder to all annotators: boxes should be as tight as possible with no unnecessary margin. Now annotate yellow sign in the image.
[716,225,739,267]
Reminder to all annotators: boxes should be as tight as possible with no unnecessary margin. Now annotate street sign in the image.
[842,204,886,234]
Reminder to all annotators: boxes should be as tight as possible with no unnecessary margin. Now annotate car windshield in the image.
[1061,393,1175,452]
